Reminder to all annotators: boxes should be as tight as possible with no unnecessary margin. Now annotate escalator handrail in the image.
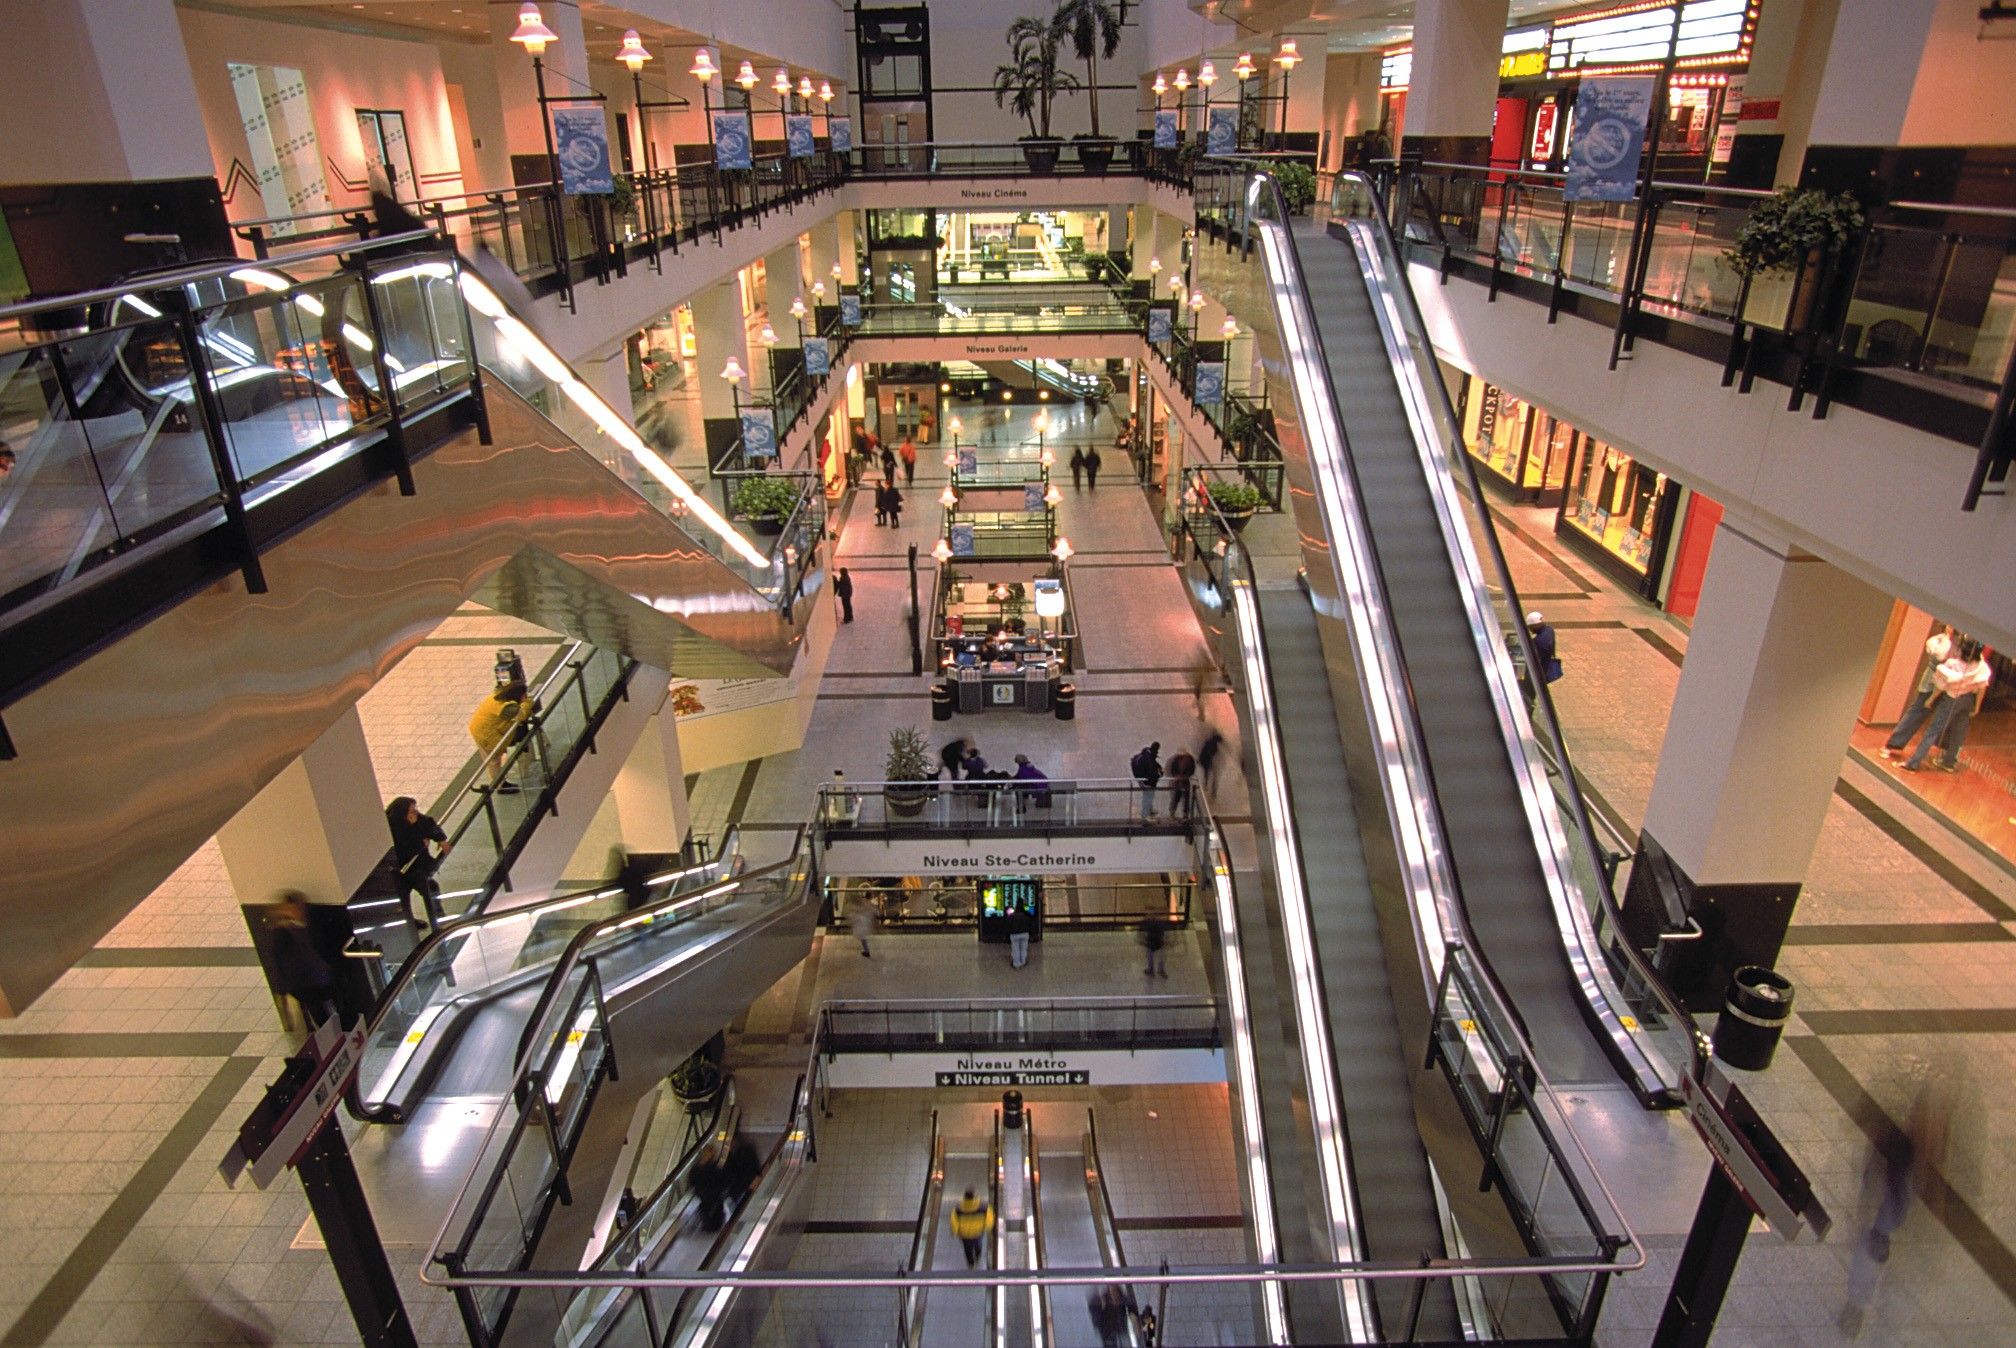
[345,830,741,1123]
[899,1111,945,1348]
[508,827,811,1085]
[1203,162,1631,1244]
[1329,168,1709,1079]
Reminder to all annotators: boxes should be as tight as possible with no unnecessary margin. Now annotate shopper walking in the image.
[951,1189,992,1267]
[850,899,875,958]
[885,482,904,528]
[1197,730,1226,802]
[1526,611,1563,685]
[1883,628,1955,759]
[469,680,534,793]
[266,894,337,1029]
[833,567,855,624]
[1069,445,1088,490]
[1165,747,1197,820]
[873,479,890,526]
[1139,914,1169,978]
[898,435,917,486]
[1084,445,1103,490]
[1901,640,1989,772]
[1130,742,1163,820]
[385,796,450,927]
[1088,1286,1128,1348]
[880,445,898,484]
[1839,1076,1954,1336]
[1006,900,1035,968]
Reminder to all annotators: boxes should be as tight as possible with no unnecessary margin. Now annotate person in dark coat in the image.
[386,796,450,926]
[885,482,904,527]
[1139,914,1169,978]
[940,736,972,780]
[1196,730,1226,801]
[1165,748,1197,819]
[267,894,336,1027]
[1084,446,1103,489]
[833,567,855,623]
[1069,446,1088,490]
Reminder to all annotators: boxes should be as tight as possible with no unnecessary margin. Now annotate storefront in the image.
[1451,370,1576,505]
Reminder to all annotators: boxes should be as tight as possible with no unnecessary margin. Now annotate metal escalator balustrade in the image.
[1328,170,1710,1095]
[351,832,740,1122]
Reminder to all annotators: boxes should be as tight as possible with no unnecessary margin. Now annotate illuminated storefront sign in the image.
[1378,0,1754,92]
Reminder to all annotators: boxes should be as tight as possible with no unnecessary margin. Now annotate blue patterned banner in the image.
[957,449,977,476]
[830,117,853,153]
[1194,361,1226,407]
[950,522,976,558]
[550,108,612,194]
[803,336,831,376]
[713,111,753,170]
[839,293,861,326]
[1152,109,1177,150]
[786,114,816,159]
[1206,107,1238,157]
[740,409,777,459]
[1023,482,1045,512]
[1147,307,1172,343]
[1563,78,1654,203]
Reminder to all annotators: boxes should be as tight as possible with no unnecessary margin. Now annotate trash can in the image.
[931,682,955,722]
[1054,682,1077,722]
[1711,965,1795,1070]
[1002,1089,1025,1130]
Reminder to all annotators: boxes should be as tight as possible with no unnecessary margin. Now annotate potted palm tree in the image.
[884,727,934,818]
[995,14,1077,173]
[1053,0,1123,174]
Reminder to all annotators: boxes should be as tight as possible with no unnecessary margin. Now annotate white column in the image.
[490,0,592,165]
[1401,0,1511,154]
[1640,520,1892,896]
[216,707,386,908]
[692,279,747,421]
[0,0,210,184]
[1131,207,1161,281]
[613,685,692,855]
[762,241,804,348]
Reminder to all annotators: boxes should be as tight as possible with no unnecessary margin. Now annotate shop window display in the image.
[1457,373,1573,503]
[1563,437,1667,574]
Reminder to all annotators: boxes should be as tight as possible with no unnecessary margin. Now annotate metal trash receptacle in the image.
[1711,965,1795,1070]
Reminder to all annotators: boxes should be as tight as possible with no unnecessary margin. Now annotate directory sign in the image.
[1563,77,1654,201]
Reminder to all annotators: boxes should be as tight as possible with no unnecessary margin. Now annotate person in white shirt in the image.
[1902,639,1992,773]
[1883,628,1954,759]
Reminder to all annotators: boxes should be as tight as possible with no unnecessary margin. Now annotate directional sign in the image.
[1680,1070,1826,1242]
[220,1018,368,1191]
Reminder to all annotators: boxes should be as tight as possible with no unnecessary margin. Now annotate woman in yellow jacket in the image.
[949,1188,991,1267]
[469,681,532,793]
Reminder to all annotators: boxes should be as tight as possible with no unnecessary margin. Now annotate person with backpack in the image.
[1130,742,1163,820]
[1526,611,1563,685]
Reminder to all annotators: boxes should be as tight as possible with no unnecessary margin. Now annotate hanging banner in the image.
[1146,307,1173,343]
[740,408,778,459]
[1562,78,1655,202]
[1194,361,1226,406]
[550,107,613,195]
[839,293,862,326]
[1206,106,1238,157]
[1022,482,1045,512]
[830,117,853,154]
[786,113,816,159]
[1152,109,1178,150]
[950,522,976,557]
[803,336,831,376]
[957,448,978,476]
[713,110,754,170]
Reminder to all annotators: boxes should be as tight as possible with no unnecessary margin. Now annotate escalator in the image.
[901,1110,1005,1348]
[1034,1109,1142,1348]
[0,238,828,1015]
[1281,189,1663,1095]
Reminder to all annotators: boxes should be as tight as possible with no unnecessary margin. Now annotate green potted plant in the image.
[730,475,800,536]
[1724,187,1865,329]
[1206,477,1266,531]
[1052,0,1123,174]
[1274,162,1317,216]
[994,13,1078,173]
[667,1049,723,1106]
[884,727,934,818]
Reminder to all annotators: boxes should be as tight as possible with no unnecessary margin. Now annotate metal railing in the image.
[1144,310,1287,504]
[0,233,476,630]
[815,777,1195,832]
[1383,160,2016,509]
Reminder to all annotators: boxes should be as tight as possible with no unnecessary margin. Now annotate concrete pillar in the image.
[762,241,804,348]
[1802,0,2015,155]
[613,682,692,855]
[217,707,386,908]
[490,0,591,166]
[1132,207,1161,281]
[1722,0,1840,188]
[691,279,747,421]
[0,0,209,184]
[1628,520,1891,999]
[1400,0,1511,163]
